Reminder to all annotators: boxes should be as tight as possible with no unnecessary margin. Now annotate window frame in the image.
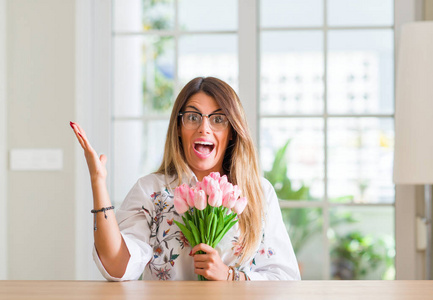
[75,0,112,280]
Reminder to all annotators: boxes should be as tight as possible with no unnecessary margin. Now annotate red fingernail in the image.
[78,132,83,138]
[189,250,193,256]
[70,121,75,129]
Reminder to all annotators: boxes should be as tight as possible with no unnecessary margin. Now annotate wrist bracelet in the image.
[227,266,234,281]
[233,268,240,281]
[241,271,250,281]
[91,206,114,231]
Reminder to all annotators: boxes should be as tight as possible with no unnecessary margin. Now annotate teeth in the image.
[195,141,214,146]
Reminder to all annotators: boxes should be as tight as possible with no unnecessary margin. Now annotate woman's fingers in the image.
[191,243,229,280]
[70,121,107,182]
[193,253,211,262]
[73,122,89,140]
[70,121,94,154]
[194,261,208,269]
[191,243,216,256]
[70,121,96,153]
[70,122,85,149]
[70,121,98,164]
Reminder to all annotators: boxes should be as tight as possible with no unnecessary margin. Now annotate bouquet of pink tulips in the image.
[173,172,247,281]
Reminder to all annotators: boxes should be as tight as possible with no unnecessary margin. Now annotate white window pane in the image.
[261,0,323,28]
[261,118,324,201]
[282,208,324,279]
[327,30,394,114]
[261,31,324,115]
[330,206,395,280]
[113,120,169,203]
[113,0,175,32]
[328,0,393,27]
[113,36,175,117]
[327,118,395,204]
[179,0,237,31]
[178,34,238,92]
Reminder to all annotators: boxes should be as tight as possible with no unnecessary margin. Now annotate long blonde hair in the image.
[156,77,264,263]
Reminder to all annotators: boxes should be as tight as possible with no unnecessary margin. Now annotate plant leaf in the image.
[199,218,205,244]
[212,219,238,247]
[188,220,201,246]
[173,220,196,247]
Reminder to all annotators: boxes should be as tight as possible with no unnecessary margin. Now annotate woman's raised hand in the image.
[70,122,129,278]
[70,121,107,183]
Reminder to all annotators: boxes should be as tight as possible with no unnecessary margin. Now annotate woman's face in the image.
[180,92,232,181]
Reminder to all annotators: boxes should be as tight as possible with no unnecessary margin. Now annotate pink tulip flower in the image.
[187,187,196,207]
[174,186,182,200]
[177,183,190,202]
[221,182,234,207]
[208,188,223,207]
[225,185,241,208]
[206,178,218,195]
[219,175,228,186]
[209,172,221,181]
[200,176,212,192]
[233,196,247,215]
[194,189,207,210]
[232,185,241,200]
[174,194,189,214]
[225,191,236,208]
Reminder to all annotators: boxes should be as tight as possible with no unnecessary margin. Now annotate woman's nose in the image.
[198,116,212,133]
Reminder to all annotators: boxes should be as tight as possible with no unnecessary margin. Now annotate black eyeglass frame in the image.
[178,111,229,131]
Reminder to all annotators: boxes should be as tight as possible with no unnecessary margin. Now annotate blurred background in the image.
[0,0,432,280]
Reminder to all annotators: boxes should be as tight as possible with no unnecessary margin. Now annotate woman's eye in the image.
[187,113,199,122]
[213,115,225,123]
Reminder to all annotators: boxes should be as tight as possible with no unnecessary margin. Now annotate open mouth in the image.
[194,141,215,155]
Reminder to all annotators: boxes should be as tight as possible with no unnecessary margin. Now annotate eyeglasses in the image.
[178,111,229,131]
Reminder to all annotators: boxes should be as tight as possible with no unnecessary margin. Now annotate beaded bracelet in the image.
[233,268,240,281]
[91,206,114,231]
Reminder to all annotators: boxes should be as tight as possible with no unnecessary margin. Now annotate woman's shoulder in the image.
[120,173,177,208]
[259,177,274,195]
[259,176,280,207]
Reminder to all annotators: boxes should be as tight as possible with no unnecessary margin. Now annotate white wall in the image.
[0,0,8,280]
[6,0,76,279]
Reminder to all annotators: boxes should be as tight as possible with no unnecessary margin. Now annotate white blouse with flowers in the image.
[93,172,301,281]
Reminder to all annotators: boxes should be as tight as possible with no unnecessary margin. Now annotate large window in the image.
[112,0,239,203]
[112,0,395,280]
[259,0,395,279]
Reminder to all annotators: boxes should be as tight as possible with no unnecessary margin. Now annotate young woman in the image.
[71,77,300,281]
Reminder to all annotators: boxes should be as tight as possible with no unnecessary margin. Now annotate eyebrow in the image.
[185,105,223,114]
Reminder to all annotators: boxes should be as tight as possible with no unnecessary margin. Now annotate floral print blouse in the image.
[93,173,301,281]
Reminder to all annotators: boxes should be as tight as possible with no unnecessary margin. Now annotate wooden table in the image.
[1,280,433,300]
